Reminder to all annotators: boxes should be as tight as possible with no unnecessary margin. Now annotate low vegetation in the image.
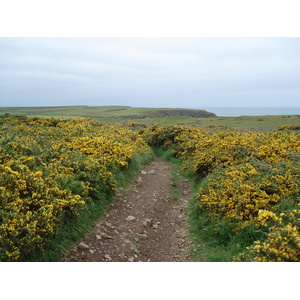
[0,115,152,261]
[140,125,300,261]
[1,108,300,262]
[0,106,215,124]
[1,106,300,132]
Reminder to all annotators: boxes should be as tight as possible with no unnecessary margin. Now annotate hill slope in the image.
[0,106,216,123]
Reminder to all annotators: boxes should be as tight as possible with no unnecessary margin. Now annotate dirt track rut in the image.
[62,157,193,262]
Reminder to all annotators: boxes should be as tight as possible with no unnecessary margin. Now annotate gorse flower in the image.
[2,116,299,262]
[0,115,151,261]
[141,125,300,261]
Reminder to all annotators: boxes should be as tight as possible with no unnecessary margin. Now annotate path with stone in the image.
[62,156,193,262]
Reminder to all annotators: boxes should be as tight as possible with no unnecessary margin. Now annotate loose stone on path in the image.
[62,157,193,262]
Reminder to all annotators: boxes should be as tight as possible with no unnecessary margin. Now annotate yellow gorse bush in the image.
[0,115,151,261]
[141,125,300,261]
[2,115,299,262]
[236,207,300,261]
[278,125,300,131]
[125,121,147,128]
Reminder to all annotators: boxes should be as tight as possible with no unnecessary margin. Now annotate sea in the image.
[196,107,300,117]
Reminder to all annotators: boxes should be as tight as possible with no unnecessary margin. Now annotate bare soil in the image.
[62,157,193,262]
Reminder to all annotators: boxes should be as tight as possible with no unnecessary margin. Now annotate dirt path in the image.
[62,157,193,262]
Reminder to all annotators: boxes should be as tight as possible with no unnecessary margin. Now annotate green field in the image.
[1,105,300,132]
[130,114,300,132]
[0,105,214,121]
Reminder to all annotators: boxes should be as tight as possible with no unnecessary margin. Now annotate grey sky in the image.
[1,37,300,108]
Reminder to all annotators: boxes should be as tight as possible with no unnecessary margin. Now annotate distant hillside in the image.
[0,106,216,122]
[2,105,300,131]
[143,109,216,118]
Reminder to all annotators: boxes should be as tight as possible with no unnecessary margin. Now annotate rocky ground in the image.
[62,157,194,262]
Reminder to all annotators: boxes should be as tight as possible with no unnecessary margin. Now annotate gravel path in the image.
[62,157,193,262]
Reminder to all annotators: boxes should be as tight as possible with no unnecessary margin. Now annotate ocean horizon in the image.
[196,107,300,117]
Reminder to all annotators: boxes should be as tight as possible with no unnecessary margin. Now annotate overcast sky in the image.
[1,37,300,108]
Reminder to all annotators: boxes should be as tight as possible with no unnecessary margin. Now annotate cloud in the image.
[0,37,300,107]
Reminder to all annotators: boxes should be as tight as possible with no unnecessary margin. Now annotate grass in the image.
[136,114,300,132]
[151,147,182,201]
[154,147,274,262]
[152,146,248,261]
[1,105,300,132]
[170,166,181,201]
[0,106,214,124]
[30,151,154,262]
[186,192,243,262]
[2,106,299,261]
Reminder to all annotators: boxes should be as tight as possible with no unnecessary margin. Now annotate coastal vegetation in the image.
[140,125,300,261]
[0,107,299,261]
[0,106,215,123]
[1,105,300,132]
[0,115,152,261]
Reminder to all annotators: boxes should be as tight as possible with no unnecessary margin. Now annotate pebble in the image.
[104,254,112,261]
[152,223,159,229]
[126,216,136,221]
[77,242,89,250]
[105,222,115,230]
[143,218,153,227]
[135,177,143,183]
[128,257,135,262]
[100,232,113,239]
[141,170,147,175]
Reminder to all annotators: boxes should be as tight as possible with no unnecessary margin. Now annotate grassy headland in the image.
[1,105,300,132]
[0,105,215,122]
